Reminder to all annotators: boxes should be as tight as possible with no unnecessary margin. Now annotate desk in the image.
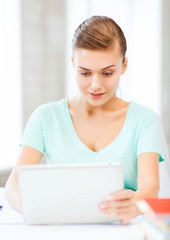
[0,188,147,240]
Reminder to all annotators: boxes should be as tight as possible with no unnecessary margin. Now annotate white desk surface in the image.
[0,188,147,240]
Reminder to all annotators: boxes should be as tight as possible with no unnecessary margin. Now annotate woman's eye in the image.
[80,72,90,76]
[103,72,113,76]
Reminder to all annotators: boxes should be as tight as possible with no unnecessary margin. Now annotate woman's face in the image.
[72,46,127,107]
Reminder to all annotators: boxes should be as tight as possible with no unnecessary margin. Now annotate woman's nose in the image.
[90,74,102,90]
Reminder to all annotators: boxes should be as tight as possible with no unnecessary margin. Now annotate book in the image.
[137,198,170,239]
[141,216,170,240]
[139,198,170,214]
[137,198,170,218]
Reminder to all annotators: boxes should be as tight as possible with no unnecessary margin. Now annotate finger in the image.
[102,210,129,220]
[110,189,134,200]
[104,206,134,214]
[104,210,133,224]
[100,205,136,224]
[100,199,133,209]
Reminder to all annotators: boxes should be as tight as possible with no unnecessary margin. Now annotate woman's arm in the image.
[98,152,159,224]
[135,152,159,199]
[5,145,43,212]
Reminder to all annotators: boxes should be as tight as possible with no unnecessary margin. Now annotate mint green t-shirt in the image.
[21,98,165,191]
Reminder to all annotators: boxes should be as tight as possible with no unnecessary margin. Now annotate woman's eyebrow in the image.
[102,64,116,70]
[77,66,91,70]
[77,64,116,71]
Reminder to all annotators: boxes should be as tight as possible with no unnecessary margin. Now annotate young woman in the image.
[5,15,165,224]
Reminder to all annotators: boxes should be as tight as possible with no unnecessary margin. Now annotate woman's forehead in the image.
[73,47,123,69]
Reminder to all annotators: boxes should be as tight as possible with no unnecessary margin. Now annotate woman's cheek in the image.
[105,78,119,92]
[76,78,90,92]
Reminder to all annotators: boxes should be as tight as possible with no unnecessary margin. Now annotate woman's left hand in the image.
[98,189,141,224]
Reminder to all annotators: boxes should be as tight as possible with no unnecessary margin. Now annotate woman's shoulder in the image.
[28,98,67,125]
[33,98,67,115]
[127,101,160,130]
[130,101,158,118]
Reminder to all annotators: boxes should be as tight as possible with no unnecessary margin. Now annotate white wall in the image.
[21,0,66,127]
[0,0,67,166]
[0,0,22,166]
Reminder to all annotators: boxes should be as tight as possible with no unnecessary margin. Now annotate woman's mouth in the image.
[89,92,105,99]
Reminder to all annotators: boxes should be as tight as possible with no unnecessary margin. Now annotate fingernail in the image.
[99,204,106,209]
[109,195,115,200]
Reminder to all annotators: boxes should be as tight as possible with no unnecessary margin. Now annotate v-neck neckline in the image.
[64,98,132,156]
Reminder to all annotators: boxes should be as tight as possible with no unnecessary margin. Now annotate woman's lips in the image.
[89,93,104,99]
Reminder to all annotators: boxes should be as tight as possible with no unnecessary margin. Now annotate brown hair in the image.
[72,15,127,58]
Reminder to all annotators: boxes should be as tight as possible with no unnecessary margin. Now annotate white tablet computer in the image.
[18,162,124,225]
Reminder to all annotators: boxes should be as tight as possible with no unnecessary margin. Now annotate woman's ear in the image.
[121,57,128,74]
[71,57,75,68]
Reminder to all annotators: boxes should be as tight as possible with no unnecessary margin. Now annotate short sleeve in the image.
[20,106,45,154]
[137,113,166,162]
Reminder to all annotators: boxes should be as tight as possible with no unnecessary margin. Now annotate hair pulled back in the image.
[72,16,127,58]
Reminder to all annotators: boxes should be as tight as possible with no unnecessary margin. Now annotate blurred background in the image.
[0,0,170,194]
